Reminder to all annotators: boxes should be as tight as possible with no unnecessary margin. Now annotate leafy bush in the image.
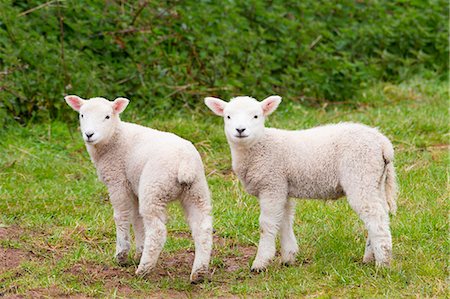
[0,0,447,122]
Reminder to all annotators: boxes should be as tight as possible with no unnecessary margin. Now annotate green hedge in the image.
[0,0,448,122]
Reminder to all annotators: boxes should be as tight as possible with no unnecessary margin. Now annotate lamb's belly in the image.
[125,155,147,197]
[288,180,344,200]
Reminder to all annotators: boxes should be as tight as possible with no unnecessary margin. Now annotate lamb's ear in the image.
[261,95,282,116]
[65,95,85,112]
[204,97,227,116]
[112,97,129,114]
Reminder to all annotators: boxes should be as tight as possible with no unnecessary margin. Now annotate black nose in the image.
[85,132,94,138]
[236,128,246,134]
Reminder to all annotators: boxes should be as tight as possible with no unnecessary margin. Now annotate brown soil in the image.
[1,226,257,298]
[0,226,33,273]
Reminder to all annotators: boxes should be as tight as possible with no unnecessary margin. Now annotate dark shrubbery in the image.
[0,0,448,122]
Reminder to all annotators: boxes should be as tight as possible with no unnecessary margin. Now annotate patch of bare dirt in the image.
[60,234,256,297]
[67,262,131,280]
[0,247,32,273]
[0,226,24,241]
[0,226,34,275]
[216,246,254,273]
[427,144,449,151]
[1,226,257,298]
[2,287,92,299]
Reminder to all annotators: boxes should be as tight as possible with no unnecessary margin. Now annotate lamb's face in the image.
[205,95,281,147]
[65,95,129,145]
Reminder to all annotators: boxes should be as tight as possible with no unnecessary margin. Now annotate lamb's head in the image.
[204,95,281,146]
[65,95,129,145]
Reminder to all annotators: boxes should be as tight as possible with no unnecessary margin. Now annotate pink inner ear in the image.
[66,96,83,111]
[212,102,225,115]
[262,100,275,114]
[113,99,127,113]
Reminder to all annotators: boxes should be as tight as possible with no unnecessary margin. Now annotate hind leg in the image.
[347,190,392,266]
[181,180,213,283]
[131,197,145,263]
[135,175,178,277]
[363,238,375,263]
[280,199,298,265]
[135,201,168,276]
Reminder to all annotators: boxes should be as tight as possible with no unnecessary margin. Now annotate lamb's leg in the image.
[347,193,392,266]
[363,237,375,263]
[251,195,286,272]
[135,201,168,277]
[131,197,145,263]
[181,184,213,283]
[280,199,298,265]
[110,191,134,266]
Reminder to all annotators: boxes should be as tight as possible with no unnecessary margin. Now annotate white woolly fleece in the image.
[205,95,397,271]
[66,95,213,283]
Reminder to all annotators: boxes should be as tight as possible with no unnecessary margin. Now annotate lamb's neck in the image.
[229,142,259,173]
[86,127,122,164]
[229,130,267,165]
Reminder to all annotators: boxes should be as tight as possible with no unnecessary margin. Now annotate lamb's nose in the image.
[85,132,94,138]
[236,128,246,134]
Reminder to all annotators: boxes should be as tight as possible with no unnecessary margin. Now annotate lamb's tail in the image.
[381,136,398,215]
[177,155,200,185]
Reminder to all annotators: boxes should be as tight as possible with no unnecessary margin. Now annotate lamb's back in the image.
[120,122,201,192]
[244,123,384,199]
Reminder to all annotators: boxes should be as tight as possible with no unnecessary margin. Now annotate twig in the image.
[0,85,26,100]
[309,35,322,49]
[57,3,69,94]
[91,27,153,38]
[19,0,58,17]
[8,144,41,160]
[131,0,150,26]
[165,84,195,98]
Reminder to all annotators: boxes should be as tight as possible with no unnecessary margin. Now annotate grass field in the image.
[0,77,448,298]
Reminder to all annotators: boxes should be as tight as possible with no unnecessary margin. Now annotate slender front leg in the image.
[251,194,287,272]
[280,199,298,265]
[109,188,134,266]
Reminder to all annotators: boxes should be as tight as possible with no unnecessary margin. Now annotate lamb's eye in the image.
[81,114,84,118]
[227,116,231,119]
[254,115,258,119]
[105,115,110,119]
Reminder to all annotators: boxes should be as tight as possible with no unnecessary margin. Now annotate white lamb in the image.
[205,95,397,271]
[65,95,213,283]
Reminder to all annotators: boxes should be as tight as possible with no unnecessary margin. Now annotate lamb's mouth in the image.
[235,135,248,139]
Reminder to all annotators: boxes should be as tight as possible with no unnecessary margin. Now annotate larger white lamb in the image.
[65,95,212,283]
[205,95,397,271]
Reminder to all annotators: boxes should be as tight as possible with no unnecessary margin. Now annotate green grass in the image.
[0,77,448,298]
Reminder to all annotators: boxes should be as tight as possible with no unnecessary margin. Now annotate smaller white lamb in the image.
[65,95,212,283]
[205,95,397,271]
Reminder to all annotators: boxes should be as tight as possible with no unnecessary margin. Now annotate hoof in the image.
[251,258,270,273]
[190,266,209,284]
[116,251,129,266]
[362,255,375,264]
[281,252,297,266]
[250,266,267,273]
[135,264,152,277]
